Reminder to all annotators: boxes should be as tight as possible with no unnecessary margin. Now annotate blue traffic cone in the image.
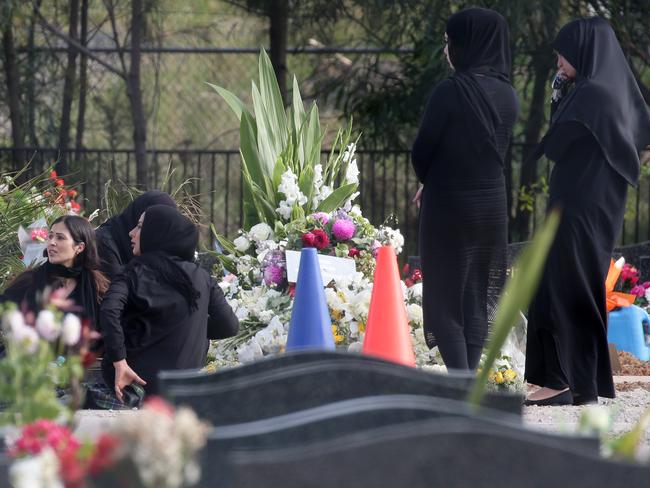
[286,247,335,351]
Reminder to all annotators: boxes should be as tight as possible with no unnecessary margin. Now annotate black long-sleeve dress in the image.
[100,257,239,395]
[525,122,626,400]
[412,75,518,370]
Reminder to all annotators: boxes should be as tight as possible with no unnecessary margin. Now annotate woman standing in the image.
[100,205,238,400]
[525,17,650,406]
[412,8,519,370]
[1,215,108,326]
[95,190,176,280]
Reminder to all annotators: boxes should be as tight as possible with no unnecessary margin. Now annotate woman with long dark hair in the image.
[411,8,519,370]
[1,215,109,326]
[100,204,238,400]
[95,190,177,280]
[525,17,650,406]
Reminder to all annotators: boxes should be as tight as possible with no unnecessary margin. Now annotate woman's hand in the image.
[412,186,423,209]
[113,359,146,402]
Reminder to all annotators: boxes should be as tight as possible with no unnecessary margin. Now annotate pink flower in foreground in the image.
[630,285,646,298]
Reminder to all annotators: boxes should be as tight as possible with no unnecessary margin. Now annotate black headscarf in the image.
[131,204,200,311]
[98,190,177,265]
[547,17,650,185]
[445,8,512,162]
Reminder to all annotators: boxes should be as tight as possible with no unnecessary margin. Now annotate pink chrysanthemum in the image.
[332,219,355,241]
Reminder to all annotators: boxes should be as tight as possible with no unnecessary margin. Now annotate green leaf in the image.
[217,255,238,274]
[315,183,359,213]
[210,224,238,256]
[467,209,561,408]
[305,103,322,168]
[298,165,315,212]
[252,81,278,177]
[259,48,288,143]
[240,112,265,187]
[206,82,246,121]
[292,75,306,132]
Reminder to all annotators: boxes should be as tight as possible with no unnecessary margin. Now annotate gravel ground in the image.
[523,387,650,448]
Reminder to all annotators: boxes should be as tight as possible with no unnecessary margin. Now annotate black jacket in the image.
[100,257,238,394]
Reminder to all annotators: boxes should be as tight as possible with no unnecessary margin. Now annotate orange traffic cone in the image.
[362,245,416,367]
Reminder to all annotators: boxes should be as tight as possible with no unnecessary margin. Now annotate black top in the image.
[411,76,518,184]
[100,258,238,394]
[546,17,650,185]
[96,191,176,279]
[1,262,100,326]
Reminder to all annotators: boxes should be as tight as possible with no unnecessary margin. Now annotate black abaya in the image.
[411,8,519,370]
[525,122,626,399]
[525,17,650,401]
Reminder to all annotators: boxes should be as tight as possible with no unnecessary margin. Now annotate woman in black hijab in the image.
[1,215,109,327]
[525,17,650,406]
[100,204,239,399]
[95,190,176,280]
[411,8,519,370]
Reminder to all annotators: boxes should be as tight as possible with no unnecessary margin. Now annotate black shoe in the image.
[572,393,598,406]
[524,389,573,406]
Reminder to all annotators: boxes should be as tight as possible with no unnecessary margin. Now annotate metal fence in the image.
[1,146,649,259]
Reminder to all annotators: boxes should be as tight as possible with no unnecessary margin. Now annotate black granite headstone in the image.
[196,394,597,488]
[226,417,648,488]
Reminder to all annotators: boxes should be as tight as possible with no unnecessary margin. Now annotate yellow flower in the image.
[358,321,366,333]
[503,369,517,382]
[337,291,347,302]
[494,371,504,384]
[331,310,344,321]
[334,334,345,344]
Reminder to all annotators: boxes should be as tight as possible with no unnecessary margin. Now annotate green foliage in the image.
[468,210,560,407]
[209,48,359,234]
[0,167,69,290]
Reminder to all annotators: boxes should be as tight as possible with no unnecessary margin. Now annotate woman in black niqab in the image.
[411,8,519,370]
[525,17,650,406]
[95,190,177,279]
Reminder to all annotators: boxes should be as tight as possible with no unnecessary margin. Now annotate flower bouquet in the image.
[205,50,436,369]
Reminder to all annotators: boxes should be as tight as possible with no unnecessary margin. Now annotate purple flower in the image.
[263,264,285,286]
[311,212,330,225]
[630,285,646,298]
[332,219,356,241]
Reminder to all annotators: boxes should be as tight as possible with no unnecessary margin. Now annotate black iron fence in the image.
[1,146,649,258]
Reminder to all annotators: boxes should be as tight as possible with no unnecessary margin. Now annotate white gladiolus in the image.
[345,159,359,184]
[233,236,251,252]
[61,314,82,346]
[35,310,61,342]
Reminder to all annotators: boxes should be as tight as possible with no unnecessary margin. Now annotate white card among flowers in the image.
[285,250,357,286]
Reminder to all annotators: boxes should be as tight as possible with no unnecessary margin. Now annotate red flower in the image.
[312,229,330,250]
[68,189,78,198]
[348,248,360,258]
[288,283,296,297]
[70,201,81,212]
[402,263,410,276]
[44,191,52,198]
[411,268,422,282]
[55,178,65,187]
[405,278,414,287]
[145,396,175,417]
[50,170,58,180]
[301,232,316,248]
[88,434,120,476]
[81,351,97,369]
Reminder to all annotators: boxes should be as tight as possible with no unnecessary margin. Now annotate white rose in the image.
[409,282,423,299]
[237,339,263,363]
[407,303,423,326]
[61,314,81,346]
[249,223,273,242]
[3,309,25,333]
[233,236,250,252]
[35,310,61,342]
[13,325,40,353]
